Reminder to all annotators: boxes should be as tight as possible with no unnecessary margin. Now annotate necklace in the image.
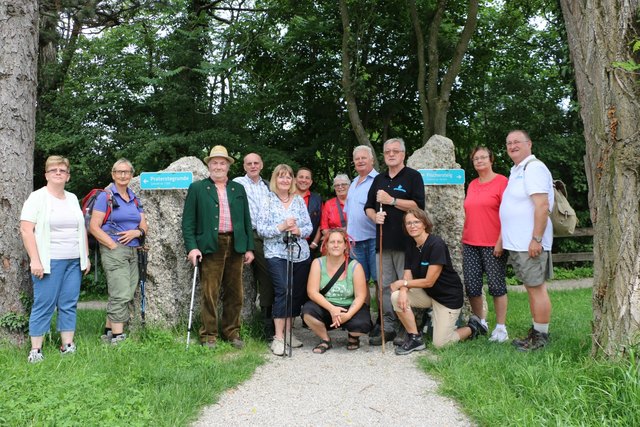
[416,235,428,252]
[277,193,290,203]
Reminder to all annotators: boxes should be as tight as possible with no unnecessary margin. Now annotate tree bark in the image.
[0,0,39,344]
[560,0,640,358]
[339,0,379,166]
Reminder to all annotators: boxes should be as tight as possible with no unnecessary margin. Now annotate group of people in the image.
[20,157,146,363]
[20,129,554,363]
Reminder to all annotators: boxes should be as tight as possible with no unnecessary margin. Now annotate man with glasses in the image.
[365,138,425,346]
[346,145,379,290]
[499,130,554,351]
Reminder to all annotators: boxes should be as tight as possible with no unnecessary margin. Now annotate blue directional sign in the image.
[418,169,465,185]
[140,172,193,190]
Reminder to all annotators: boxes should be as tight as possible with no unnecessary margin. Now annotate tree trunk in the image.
[560,0,640,358]
[410,0,478,141]
[0,0,39,344]
[339,0,379,167]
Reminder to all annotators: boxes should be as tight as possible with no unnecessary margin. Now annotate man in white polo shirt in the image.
[499,129,554,351]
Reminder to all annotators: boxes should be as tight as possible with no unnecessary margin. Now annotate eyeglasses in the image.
[506,140,527,147]
[334,183,349,188]
[405,221,423,228]
[383,149,404,155]
[472,155,490,162]
[46,168,69,174]
[113,170,133,176]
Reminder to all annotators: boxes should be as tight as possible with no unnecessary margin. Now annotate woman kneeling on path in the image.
[391,209,486,355]
[302,228,372,353]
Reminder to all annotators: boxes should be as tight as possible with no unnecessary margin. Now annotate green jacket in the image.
[182,178,255,255]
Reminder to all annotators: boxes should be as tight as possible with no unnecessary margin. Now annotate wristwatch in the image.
[391,198,397,206]
[532,236,542,243]
[402,279,409,288]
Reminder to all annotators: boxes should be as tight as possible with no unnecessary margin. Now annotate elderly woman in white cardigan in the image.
[20,155,90,363]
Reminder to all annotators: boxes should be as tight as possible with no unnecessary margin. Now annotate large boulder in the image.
[407,135,465,276]
[128,157,257,329]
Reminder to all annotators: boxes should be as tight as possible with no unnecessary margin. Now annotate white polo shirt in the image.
[499,155,554,251]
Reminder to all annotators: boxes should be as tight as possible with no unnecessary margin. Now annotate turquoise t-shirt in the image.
[318,257,358,307]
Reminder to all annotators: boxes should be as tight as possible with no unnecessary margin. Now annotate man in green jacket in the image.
[182,145,255,349]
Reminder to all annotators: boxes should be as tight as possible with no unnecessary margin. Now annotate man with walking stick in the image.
[365,138,425,346]
[182,145,254,349]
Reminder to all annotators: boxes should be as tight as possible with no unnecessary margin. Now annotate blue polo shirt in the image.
[94,184,144,247]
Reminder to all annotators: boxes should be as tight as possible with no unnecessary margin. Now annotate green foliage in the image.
[0,309,266,426]
[0,292,33,334]
[420,289,640,426]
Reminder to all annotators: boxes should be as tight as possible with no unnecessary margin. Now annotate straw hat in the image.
[203,145,235,165]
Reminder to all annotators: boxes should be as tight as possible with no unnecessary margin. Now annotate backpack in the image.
[81,187,116,250]
[524,159,577,236]
[81,185,140,249]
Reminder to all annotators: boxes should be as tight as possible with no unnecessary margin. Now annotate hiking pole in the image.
[378,203,386,353]
[186,259,200,350]
[284,231,295,357]
[137,244,148,326]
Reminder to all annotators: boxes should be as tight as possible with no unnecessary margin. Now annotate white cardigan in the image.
[20,187,89,274]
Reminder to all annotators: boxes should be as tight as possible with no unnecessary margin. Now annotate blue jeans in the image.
[351,238,377,283]
[267,257,310,318]
[29,258,81,336]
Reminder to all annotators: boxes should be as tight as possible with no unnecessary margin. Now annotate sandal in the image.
[312,339,332,354]
[347,334,360,351]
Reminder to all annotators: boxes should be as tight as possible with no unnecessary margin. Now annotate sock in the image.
[495,323,506,330]
[104,327,112,335]
[112,333,122,339]
[533,322,549,334]
[480,318,488,328]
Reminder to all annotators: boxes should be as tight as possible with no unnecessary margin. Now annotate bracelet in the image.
[310,242,318,248]
[138,227,145,237]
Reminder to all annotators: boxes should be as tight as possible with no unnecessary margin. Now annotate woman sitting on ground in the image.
[390,208,486,355]
[302,228,372,353]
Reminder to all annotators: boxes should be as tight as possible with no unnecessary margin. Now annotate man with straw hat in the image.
[182,145,255,349]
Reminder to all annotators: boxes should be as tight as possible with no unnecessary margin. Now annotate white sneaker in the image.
[270,337,285,356]
[489,327,509,343]
[28,349,44,363]
[289,334,303,348]
[60,343,77,355]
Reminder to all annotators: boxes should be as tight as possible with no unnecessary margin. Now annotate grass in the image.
[419,288,640,426]
[0,309,266,426]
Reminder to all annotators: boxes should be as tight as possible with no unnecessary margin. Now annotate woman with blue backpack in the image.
[89,158,147,345]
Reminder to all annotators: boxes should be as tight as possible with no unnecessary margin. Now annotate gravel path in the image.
[193,319,473,427]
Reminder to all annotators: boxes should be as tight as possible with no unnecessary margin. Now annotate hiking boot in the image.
[489,327,509,343]
[60,343,77,355]
[202,340,217,349]
[28,349,44,364]
[512,327,536,348]
[270,337,286,356]
[395,334,426,355]
[229,337,244,349]
[393,325,407,346]
[101,330,113,343]
[111,333,127,345]
[515,329,550,352]
[467,315,488,339]
[369,330,396,346]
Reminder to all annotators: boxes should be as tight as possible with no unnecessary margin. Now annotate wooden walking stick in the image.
[378,203,386,352]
